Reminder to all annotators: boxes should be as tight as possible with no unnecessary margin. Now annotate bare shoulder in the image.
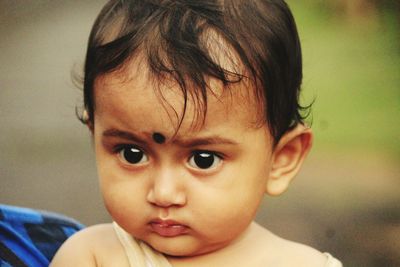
[51,223,128,267]
[280,239,330,267]
[268,232,331,267]
[254,224,332,267]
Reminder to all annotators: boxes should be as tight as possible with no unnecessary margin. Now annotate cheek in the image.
[96,158,148,226]
[190,186,262,236]
[190,161,269,235]
[101,179,149,234]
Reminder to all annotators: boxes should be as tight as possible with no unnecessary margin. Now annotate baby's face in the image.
[92,61,274,256]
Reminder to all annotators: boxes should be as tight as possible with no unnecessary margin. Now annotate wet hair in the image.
[80,0,310,144]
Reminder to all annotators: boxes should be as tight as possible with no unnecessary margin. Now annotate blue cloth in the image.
[0,204,84,267]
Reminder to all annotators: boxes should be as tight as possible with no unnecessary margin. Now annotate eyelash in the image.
[112,144,143,154]
[189,150,224,161]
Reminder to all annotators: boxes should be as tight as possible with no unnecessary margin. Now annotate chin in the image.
[149,238,226,258]
[150,242,195,256]
[144,237,201,257]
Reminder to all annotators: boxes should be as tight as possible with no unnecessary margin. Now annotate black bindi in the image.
[152,132,166,144]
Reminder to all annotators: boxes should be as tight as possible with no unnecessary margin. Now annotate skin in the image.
[51,60,327,266]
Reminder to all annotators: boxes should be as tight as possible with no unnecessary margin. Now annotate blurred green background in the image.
[0,1,399,266]
[291,0,399,158]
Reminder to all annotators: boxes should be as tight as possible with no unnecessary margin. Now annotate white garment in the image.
[113,222,172,267]
[323,252,343,267]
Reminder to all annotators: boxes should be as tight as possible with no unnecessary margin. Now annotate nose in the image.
[146,168,186,208]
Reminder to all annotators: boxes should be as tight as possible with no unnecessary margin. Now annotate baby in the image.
[51,0,342,266]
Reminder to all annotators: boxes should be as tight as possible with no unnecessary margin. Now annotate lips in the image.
[149,219,189,237]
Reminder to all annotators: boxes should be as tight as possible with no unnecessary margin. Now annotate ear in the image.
[266,124,313,196]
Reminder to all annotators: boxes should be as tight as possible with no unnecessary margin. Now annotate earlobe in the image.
[266,125,313,196]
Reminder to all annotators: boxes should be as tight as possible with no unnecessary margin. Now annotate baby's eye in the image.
[188,151,222,170]
[118,145,148,165]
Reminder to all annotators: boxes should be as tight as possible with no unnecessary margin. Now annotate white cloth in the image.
[323,253,343,267]
[113,222,172,267]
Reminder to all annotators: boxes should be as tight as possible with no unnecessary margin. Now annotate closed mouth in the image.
[149,219,189,237]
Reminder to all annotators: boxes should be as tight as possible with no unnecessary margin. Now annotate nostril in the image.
[147,188,186,208]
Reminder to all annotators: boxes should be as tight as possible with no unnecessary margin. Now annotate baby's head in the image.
[82,0,307,143]
[81,0,312,257]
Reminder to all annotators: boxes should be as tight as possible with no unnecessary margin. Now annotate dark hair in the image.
[80,0,310,143]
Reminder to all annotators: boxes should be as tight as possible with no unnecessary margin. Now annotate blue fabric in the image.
[0,204,84,267]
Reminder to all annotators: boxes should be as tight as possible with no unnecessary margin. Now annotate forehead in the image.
[93,56,263,136]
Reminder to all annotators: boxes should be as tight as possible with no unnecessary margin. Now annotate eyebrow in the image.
[102,129,146,144]
[102,128,238,147]
[172,136,238,148]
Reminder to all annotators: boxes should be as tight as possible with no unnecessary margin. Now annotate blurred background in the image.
[0,1,399,266]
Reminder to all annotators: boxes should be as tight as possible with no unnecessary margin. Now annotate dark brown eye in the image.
[119,146,148,164]
[188,151,221,170]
